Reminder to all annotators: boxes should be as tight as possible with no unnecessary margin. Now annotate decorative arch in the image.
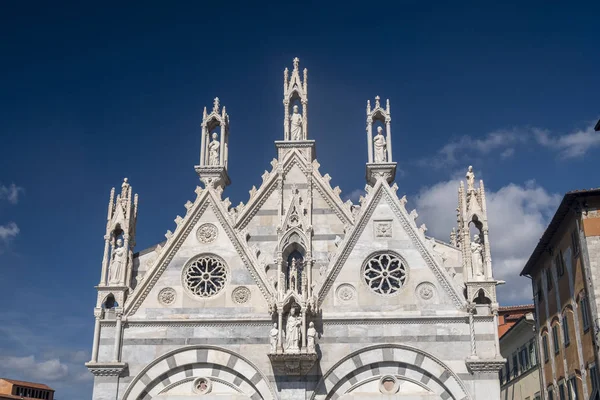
[122,345,276,400]
[472,288,492,304]
[101,293,117,309]
[311,344,472,400]
[279,227,309,254]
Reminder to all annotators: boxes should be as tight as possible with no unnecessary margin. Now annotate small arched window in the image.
[102,294,118,309]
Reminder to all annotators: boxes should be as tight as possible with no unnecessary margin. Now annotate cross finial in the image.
[293,57,299,70]
[213,97,220,113]
[375,96,380,108]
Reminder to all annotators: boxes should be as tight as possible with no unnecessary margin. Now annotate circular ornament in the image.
[336,283,356,302]
[182,254,229,298]
[232,286,251,304]
[362,252,408,296]
[416,282,436,301]
[379,375,400,394]
[196,223,218,244]
[158,287,176,305]
[192,377,212,394]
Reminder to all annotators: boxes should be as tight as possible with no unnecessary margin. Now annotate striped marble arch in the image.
[311,344,472,400]
[122,345,276,400]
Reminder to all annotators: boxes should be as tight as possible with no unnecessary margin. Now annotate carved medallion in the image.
[232,286,251,304]
[158,287,176,306]
[374,220,392,238]
[416,282,436,301]
[192,377,212,394]
[196,223,218,244]
[336,283,356,302]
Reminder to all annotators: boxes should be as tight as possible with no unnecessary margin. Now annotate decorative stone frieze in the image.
[84,362,128,377]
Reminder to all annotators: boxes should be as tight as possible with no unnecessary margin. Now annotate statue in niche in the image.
[290,105,303,141]
[208,132,220,166]
[289,258,298,292]
[269,322,279,353]
[109,238,126,284]
[373,126,387,163]
[466,165,475,193]
[471,234,484,278]
[285,308,302,352]
[307,321,316,352]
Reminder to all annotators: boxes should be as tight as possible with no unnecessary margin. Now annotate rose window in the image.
[362,252,407,295]
[183,255,228,298]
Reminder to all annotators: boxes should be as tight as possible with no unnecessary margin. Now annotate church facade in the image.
[85,59,504,399]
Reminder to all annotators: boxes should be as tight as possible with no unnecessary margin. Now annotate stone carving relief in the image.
[158,287,176,306]
[416,282,436,301]
[374,220,392,238]
[232,286,251,304]
[285,308,302,353]
[192,377,212,395]
[307,322,316,352]
[336,283,356,302]
[208,133,220,166]
[196,223,218,244]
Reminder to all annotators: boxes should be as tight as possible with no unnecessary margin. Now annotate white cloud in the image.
[343,188,364,203]
[0,222,19,240]
[0,355,69,381]
[533,124,600,158]
[414,178,560,305]
[0,184,24,204]
[419,129,524,168]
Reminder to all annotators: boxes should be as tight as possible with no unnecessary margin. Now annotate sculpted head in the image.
[273,322,277,328]
[468,165,473,173]
[473,234,481,244]
[290,307,297,316]
[377,126,383,134]
[293,105,299,114]
[212,132,218,140]
[309,321,314,328]
[116,238,123,247]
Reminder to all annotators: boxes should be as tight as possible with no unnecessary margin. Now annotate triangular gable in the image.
[317,180,466,309]
[125,187,271,316]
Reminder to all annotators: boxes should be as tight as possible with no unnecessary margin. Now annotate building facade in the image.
[497,306,541,400]
[85,59,505,399]
[521,189,600,400]
[0,378,54,400]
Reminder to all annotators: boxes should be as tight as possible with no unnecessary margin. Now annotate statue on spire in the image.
[283,58,308,141]
[373,126,387,163]
[290,105,304,140]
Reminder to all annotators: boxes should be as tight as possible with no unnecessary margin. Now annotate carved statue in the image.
[269,323,279,353]
[373,126,387,163]
[108,238,126,284]
[290,105,303,141]
[307,321,316,352]
[208,132,220,166]
[471,234,484,278]
[289,258,298,292]
[466,165,475,193]
[285,308,302,352]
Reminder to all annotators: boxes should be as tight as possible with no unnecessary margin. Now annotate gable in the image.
[318,181,466,311]
[125,188,271,317]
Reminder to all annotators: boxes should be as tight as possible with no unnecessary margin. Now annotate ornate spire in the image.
[365,96,396,185]
[196,97,231,189]
[293,57,299,71]
[213,97,220,113]
[282,58,308,141]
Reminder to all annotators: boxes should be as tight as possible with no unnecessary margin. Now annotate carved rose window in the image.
[362,252,407,295]
[183,255,228,298]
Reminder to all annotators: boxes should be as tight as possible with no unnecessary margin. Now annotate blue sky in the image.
[0,2,598,398]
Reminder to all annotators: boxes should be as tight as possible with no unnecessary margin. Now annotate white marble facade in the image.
[86,59,504,399]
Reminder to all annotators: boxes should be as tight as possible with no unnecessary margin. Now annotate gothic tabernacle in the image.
[85,58,504,399]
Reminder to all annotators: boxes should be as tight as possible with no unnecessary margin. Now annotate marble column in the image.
[113,311,123,362]
[90,309,102,362]
[219,124,225,167]
[200,127,206,166]
[386,121,392,162]
[302,101,308,140]
[367,120,373,163]
[469,305,477,357]
[302,309,307,350]
[278,310,283,352]
[284,102,290,140]
[100,235,111,285]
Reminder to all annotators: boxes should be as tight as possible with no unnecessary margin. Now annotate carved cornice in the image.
[85,362,128,377]
[465,357,505,373]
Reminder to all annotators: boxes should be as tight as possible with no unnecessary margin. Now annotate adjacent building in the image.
[84,59,505,399]
[498,305,541,400]
[0,378,54,400]
[521,189,600,400]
